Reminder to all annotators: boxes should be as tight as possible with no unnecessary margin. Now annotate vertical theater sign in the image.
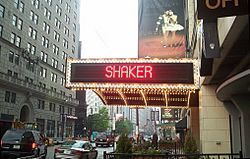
[66,58,200,108]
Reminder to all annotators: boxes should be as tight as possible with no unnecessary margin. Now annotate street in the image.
[46,144,114,159]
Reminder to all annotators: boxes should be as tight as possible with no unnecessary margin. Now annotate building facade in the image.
[187,0,249,157]
[0,0,81,139]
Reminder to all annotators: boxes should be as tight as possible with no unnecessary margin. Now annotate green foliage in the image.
[116,134,132,153]
[132,141,162,154]
[115,119,133,135]
[152,133,158,149]
[158,140,175,150]
[184,131,198,154]
[86,107,109,132]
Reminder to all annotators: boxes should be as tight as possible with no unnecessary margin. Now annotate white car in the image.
[54,140,97,159]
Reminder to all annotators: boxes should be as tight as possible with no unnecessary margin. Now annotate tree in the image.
[183,131,198,154]
[86,107,110,132]
[116,134,132,153]
[115,119,133,135]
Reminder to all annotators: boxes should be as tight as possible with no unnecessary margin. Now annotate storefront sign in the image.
[66,115,78,120]
[70,63,194,84]
[197,0,248,20]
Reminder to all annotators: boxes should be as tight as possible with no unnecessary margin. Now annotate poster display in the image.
[139,0,186,58]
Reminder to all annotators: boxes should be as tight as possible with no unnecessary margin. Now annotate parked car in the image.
[54,140,97,159]
[0,129,47,159]
[95,134,114,147]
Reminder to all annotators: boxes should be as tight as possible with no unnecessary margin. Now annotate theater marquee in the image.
[66,58,199,108]
[66,58,199,89]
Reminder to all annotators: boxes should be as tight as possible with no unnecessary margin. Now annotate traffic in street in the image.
[46,143,114,159]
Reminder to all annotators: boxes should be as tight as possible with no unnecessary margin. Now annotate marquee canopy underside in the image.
[93,88,199,108]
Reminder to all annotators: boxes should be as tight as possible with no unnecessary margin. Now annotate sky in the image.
[80,0,138,58]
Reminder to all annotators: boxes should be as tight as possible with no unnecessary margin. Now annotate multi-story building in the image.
[86,90,105,116]
[0,0,80,139]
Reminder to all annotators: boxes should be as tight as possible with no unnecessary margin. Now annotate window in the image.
[62,51,67,60]
[8,70,12,76]
[53,44,59,55]
[10,33,15,44]
[5,91,10,102]
[0,25,2,37]
[54,18,61,29]
[39,82,46,89]
[10,33,21,47]
[65,3,70,13]
[63,39,68,49]
[61,64,65,73]
[27,43,36,55]
[19,1,24,12]
[73,12,77,20]
[40,51,48,62]
[26,60,34,72]
[14,54,20,65]
[49,103,55,112]
[60,91,65,96]
[72,46,75,54]
[74,0,77,9]
[5,91,16,103]
[40,66,47,78]
[41,36,49,48]
[68,107,72,115]
[38,99,45,109]
[43,8,51,20]
[16,36,21,47]
[9,51,14,62]
[12,15,17,26]
[53,31,60,42]
[72,34,75,42]
[59,105,64,114]
[45,0,52,6]
[43,22,50,34]
[51,86,56,92]
[64,27,69,37]
[30,11,38,24]
[17,19,23,30]
[64,14,70,24]
[14,0,24,13]
[60,77,65,86]
[0,4,5,17]
[13,72,18,78]
[51,58,58,68]
[51,72,57,83]
[56,5,61,16]
[31,0,40,9]
[28,27,37,40]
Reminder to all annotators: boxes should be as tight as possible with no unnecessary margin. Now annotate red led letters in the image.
[105,65,153,79]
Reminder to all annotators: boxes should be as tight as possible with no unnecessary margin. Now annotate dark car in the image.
[95,134,114,147]
[54,140,97,159]
[0,129,47,159]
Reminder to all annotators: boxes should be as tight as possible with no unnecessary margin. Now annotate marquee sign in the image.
[66,58,199,108]
[70,63,194,84]
[66,58,199,90]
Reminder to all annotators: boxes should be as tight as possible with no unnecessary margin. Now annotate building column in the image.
[223,101,241,154]
[231,95,250,158]
[200,85,230,153]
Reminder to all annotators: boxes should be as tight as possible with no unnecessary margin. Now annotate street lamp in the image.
[61,113,67,141]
